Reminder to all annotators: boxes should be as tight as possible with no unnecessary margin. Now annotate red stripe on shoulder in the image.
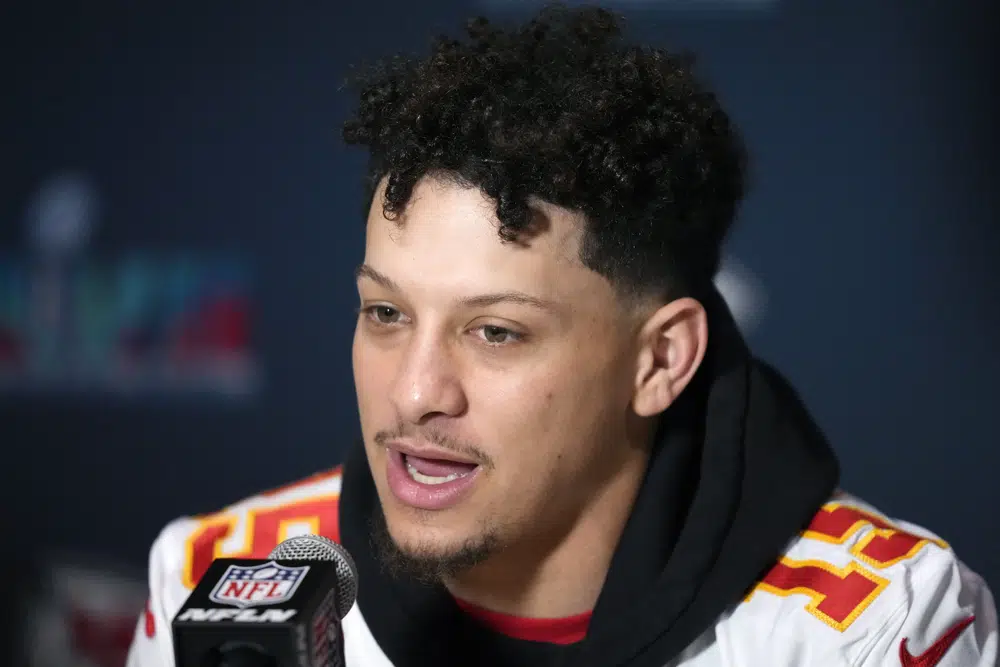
[182,466,343,588]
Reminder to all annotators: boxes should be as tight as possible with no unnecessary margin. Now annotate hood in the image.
[339,286,840,667]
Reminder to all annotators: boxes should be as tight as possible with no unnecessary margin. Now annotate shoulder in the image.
[157,466,344,587]
[715,492,998,666]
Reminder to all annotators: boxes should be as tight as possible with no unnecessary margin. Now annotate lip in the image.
[386,439,480,466]
[384,447,481,511]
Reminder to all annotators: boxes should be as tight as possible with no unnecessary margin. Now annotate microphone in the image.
[172,535,358,667]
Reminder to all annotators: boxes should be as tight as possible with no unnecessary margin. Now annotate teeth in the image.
[406,462,467,485]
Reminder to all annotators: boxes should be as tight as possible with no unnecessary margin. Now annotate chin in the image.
[371,504,501,581]
[389,531,458,562]
[383,504,468,548]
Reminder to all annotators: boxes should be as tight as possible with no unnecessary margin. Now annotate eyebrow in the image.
[355,263,563,315]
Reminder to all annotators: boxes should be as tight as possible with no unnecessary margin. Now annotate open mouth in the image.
[385,448,482,510]
[403,453,479,485]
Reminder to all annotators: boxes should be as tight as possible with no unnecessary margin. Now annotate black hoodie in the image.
[339,287,841,667]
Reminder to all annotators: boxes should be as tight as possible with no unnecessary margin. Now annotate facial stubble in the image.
[368,505,502,584]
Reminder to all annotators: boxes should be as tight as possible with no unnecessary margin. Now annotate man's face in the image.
[353,175,646,576]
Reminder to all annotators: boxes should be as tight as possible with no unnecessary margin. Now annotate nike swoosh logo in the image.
[899,615,976,667]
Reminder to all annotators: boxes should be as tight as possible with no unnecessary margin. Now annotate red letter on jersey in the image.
[804,504,947,569]
[749,558,889,632]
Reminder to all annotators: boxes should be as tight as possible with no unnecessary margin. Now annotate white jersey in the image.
[126,466,998,667]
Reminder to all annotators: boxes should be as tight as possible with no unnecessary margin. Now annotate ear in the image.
[632,297,709,417]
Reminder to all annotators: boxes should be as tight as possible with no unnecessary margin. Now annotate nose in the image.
[389,333,468,424]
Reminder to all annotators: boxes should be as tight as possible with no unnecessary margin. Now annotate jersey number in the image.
[182,471,341,589]
[747,503,947,631]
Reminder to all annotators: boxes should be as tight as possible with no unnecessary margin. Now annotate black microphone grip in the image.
[202,644,278,667]
[172,557,348,667]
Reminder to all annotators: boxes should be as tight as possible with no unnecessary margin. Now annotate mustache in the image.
[373,424,494,469]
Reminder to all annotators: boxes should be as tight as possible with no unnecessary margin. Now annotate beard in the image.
[368,506,501,584]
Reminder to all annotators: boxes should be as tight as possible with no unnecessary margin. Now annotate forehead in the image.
[362,177,598,298]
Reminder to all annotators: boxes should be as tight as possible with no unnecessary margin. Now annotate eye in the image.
[365,305,403,325]
[477,325,522,346]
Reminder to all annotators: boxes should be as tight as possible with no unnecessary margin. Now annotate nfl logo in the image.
[208,561,310,609]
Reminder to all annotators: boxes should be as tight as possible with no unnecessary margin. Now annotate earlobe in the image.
[632,298,708,417]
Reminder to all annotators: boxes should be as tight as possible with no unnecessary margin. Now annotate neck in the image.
[443,444,650,619]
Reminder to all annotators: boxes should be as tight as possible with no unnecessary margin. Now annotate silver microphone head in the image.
[267,535,358,620]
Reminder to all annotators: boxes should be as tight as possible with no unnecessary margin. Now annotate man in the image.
[127,5,998,666]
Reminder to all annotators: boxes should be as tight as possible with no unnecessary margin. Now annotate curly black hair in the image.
[342,3,747,300]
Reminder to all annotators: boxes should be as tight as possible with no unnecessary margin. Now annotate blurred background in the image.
[1,0,997,664]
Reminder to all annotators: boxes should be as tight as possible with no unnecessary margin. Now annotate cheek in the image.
[353,331,393,423]
[489,346,632,460]
[478,364,614,469]
[351,333,368,402]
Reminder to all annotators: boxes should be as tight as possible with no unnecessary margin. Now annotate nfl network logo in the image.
[208,562,310,609]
